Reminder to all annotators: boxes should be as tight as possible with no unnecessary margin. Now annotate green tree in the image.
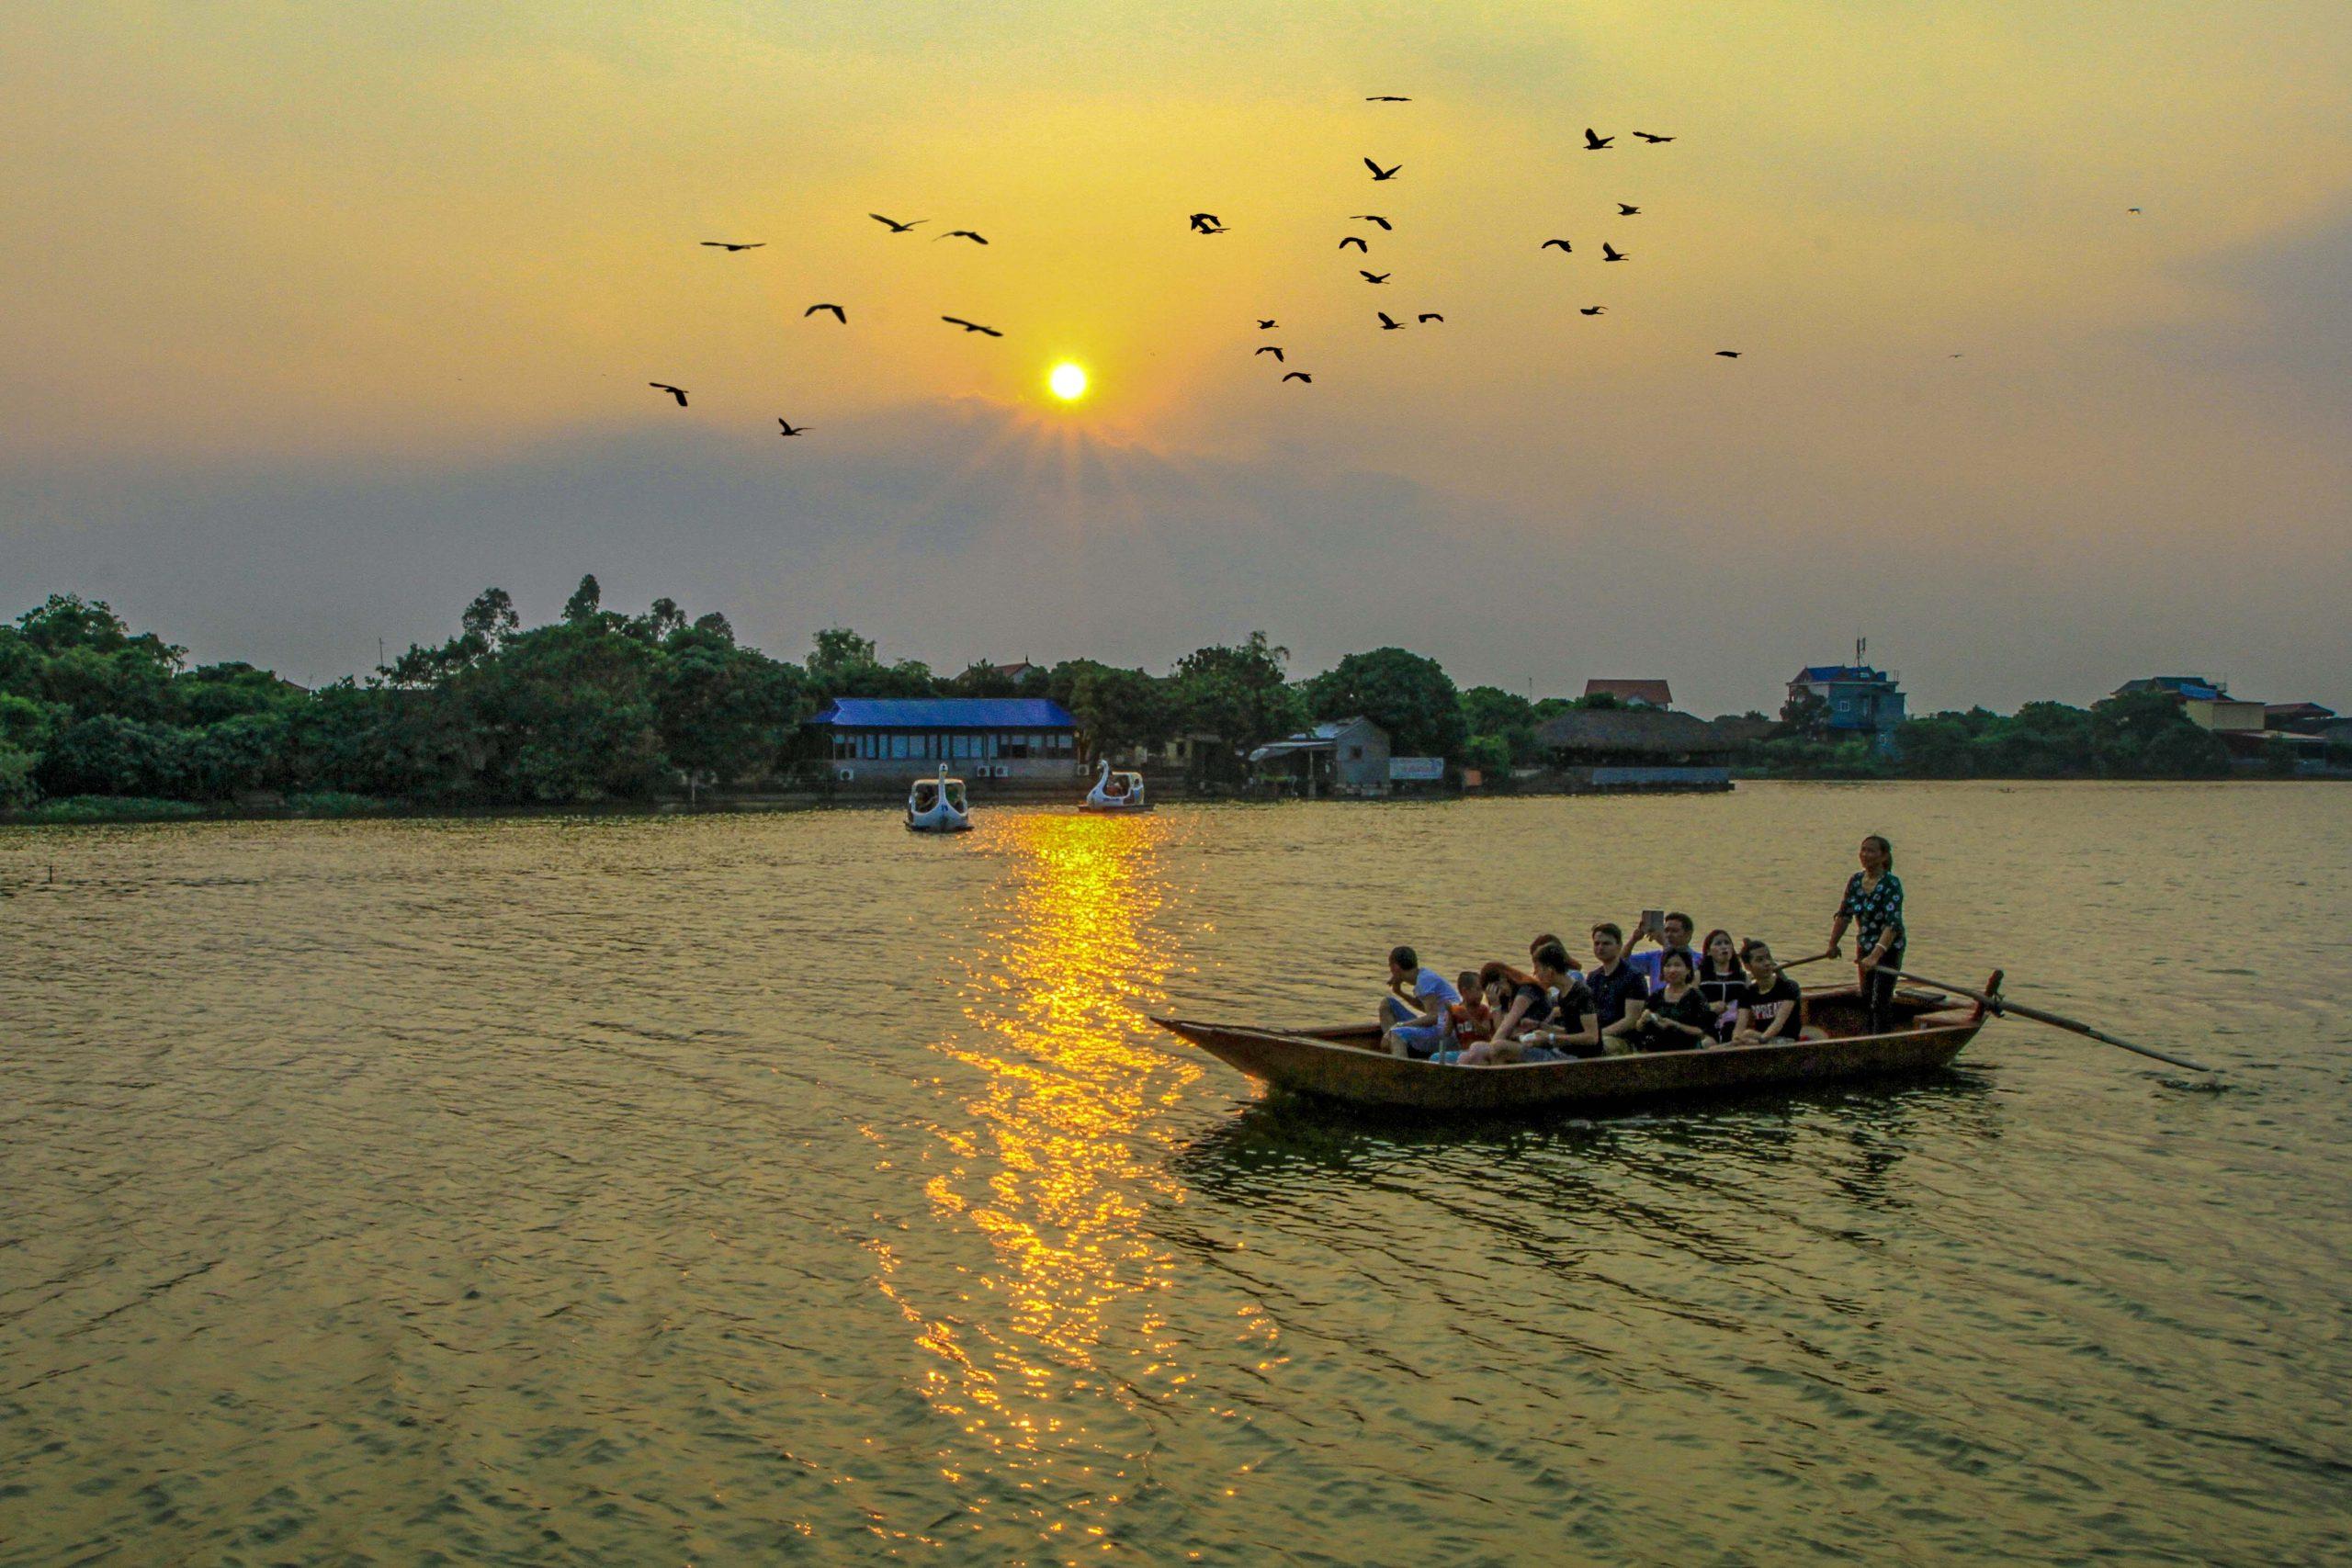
[457,620,669,801]
[459,587,521,649]
[561,574,605,624]
[1460,684,1541,764]
[805,626,935,699]
[1172,632,1303,780]
[653,627,809,790]
[1306,647,1466,760]
[1050,661,1173,763]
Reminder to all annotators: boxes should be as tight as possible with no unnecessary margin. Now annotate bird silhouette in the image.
[1364,158,1401,180]
[1601,242,1626,262]
[1282,371,1312,382]
[1360,270,1390,284]
[804,303,848,322]
[1257,345,1284,361]
[942,316,1002,335]
[1257,319,1279,330]
[1579,306,1606,315]
[1365,95,1411,102]
[1376,311,1404,330]
[1633,131,1674,143]
[649,383,688,406]
[1540,238,1572,252]
[1584,129,1613,150]
[1418,312,1443,323]
[1189,212,1224,232]
[936,230,988,244]
[776,419,809,436]
[1617,204,1641,215]
[2127,207,2143,214]
[700,241,764,252]
[1352,215,1393,230]
[869,213,925,232]
[1340,235,1370,252]
[1715,350,1741,358]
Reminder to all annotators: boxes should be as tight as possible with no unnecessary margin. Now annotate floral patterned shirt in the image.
[1840,871,1905,958]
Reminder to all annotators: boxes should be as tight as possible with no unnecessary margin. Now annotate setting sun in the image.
[1047,362,1089,401]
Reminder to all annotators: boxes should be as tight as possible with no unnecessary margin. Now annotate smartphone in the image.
[1641,908,1665,937]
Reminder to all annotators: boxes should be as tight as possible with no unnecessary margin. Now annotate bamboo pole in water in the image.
[1888,967,2214,1074]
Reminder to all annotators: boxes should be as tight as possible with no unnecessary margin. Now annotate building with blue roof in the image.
[806,696,1080,784]
[1787,660,1906,754]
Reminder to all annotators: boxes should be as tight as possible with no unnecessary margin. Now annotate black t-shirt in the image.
[1586,962,1652,1029]
[1499,982,1554,1032]
[1543,979,1600,1057]
[1740,975,1804,1039]
[1696,961,1746,1014]
[1637,987,1716,1051]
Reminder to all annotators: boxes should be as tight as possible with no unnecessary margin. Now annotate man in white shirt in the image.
[1379,944,1462,1059]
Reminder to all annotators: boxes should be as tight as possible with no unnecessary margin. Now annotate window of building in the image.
[888,733,910,760]
[1349,746,1363,760]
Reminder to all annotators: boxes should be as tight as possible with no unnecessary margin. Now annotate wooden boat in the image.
[1153,973,2000,1112]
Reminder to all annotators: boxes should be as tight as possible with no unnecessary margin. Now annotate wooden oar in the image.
[1773,950,1839,972]
[1887,966,2213,1074]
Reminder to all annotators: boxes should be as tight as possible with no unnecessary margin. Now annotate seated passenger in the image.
[1446,970,1495,1053]
[1380,944,1462,1059]
[1695,929,1746,1042]
[1587,922,1653,1056]
[1732,940,1805,1045]
[1623,910,1700,989]
[1632,951,1715,1052]
[1502,942,1601,1061]
[1455,960,1555,1066]
[1527,932,1584,976]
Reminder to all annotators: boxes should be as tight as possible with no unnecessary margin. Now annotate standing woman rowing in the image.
[1827,833,1905,1034]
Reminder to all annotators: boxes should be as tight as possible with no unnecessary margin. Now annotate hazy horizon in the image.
[6,2,2349,714]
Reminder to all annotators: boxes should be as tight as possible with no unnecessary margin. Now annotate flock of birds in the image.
[645,98,1728,429]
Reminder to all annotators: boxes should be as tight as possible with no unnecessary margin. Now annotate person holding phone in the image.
[1624,909,1699,990]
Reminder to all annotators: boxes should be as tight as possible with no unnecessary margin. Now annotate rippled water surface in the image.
[5,784,2348,1564]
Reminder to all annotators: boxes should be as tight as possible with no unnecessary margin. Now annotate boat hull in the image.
[1153,981,1992,1113]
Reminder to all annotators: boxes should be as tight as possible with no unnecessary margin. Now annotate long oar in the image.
[1774,950,1839,972]
[1888,967,2213,1074]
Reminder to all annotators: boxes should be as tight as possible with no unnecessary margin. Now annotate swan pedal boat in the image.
[906,766,972,832]
[1153,973,2001,1112]
[1081,760,1151,812]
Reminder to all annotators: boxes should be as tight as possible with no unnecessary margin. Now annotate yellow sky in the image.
[5,2,2350,705]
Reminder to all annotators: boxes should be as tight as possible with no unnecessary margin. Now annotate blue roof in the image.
[807,696,1076,729]
[1796,665,1894,684]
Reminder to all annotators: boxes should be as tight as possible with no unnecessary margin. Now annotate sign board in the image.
[1387,756,1445,782]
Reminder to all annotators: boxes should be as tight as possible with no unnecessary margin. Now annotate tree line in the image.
[0,581,2318,817]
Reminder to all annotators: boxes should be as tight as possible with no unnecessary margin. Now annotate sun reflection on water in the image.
[870,809,1245,1548]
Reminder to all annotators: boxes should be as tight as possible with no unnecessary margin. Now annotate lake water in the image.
[4,784,2347,1564]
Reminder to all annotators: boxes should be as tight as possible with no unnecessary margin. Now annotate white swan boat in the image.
[1080,759,1150,812]
[906,765,972,832]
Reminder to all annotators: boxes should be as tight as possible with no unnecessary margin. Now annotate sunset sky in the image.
[6,2,2349,713]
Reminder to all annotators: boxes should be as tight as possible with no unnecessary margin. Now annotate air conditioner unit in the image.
[835,768,856,782]
[993,765,1012,778]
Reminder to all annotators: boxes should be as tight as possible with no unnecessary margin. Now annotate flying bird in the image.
[1584,128,1613,150]
[1376,310,1404,330]
[700,241,764,252]
[1617,204,1641,215]
[1364,158,1401,180]
[935,230,989,244]
[804,303,847,322]
[649,383,688,406]
[1256,345,1284,361]
[1715,350,1742,358]
[1633,131,1675,143]
[1540,238,1572,252]
[869,213,926,232]
[1360,270,1390,284]
[2127,207,2143,214]
[1352,215,1393,230]
[1579,306,1606,315]
[1189,212,1224,232]
[1601,242,1626,262]
[941,316,1002,335]
[776,419,808,436]
[1417,313,1443,323]
[1365,95,1411,102]
[1257,319,1279,330]
[1282,371,1313,383]
[1340,235,1370,251]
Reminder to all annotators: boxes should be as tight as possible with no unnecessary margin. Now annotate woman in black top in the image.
[1634,951,1715,1052]
[1733,939,1805,1044]
[1696,928,1745,1042]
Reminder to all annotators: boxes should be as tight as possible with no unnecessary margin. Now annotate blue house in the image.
[806,697,1080,784]
[1789,664,1906,753]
